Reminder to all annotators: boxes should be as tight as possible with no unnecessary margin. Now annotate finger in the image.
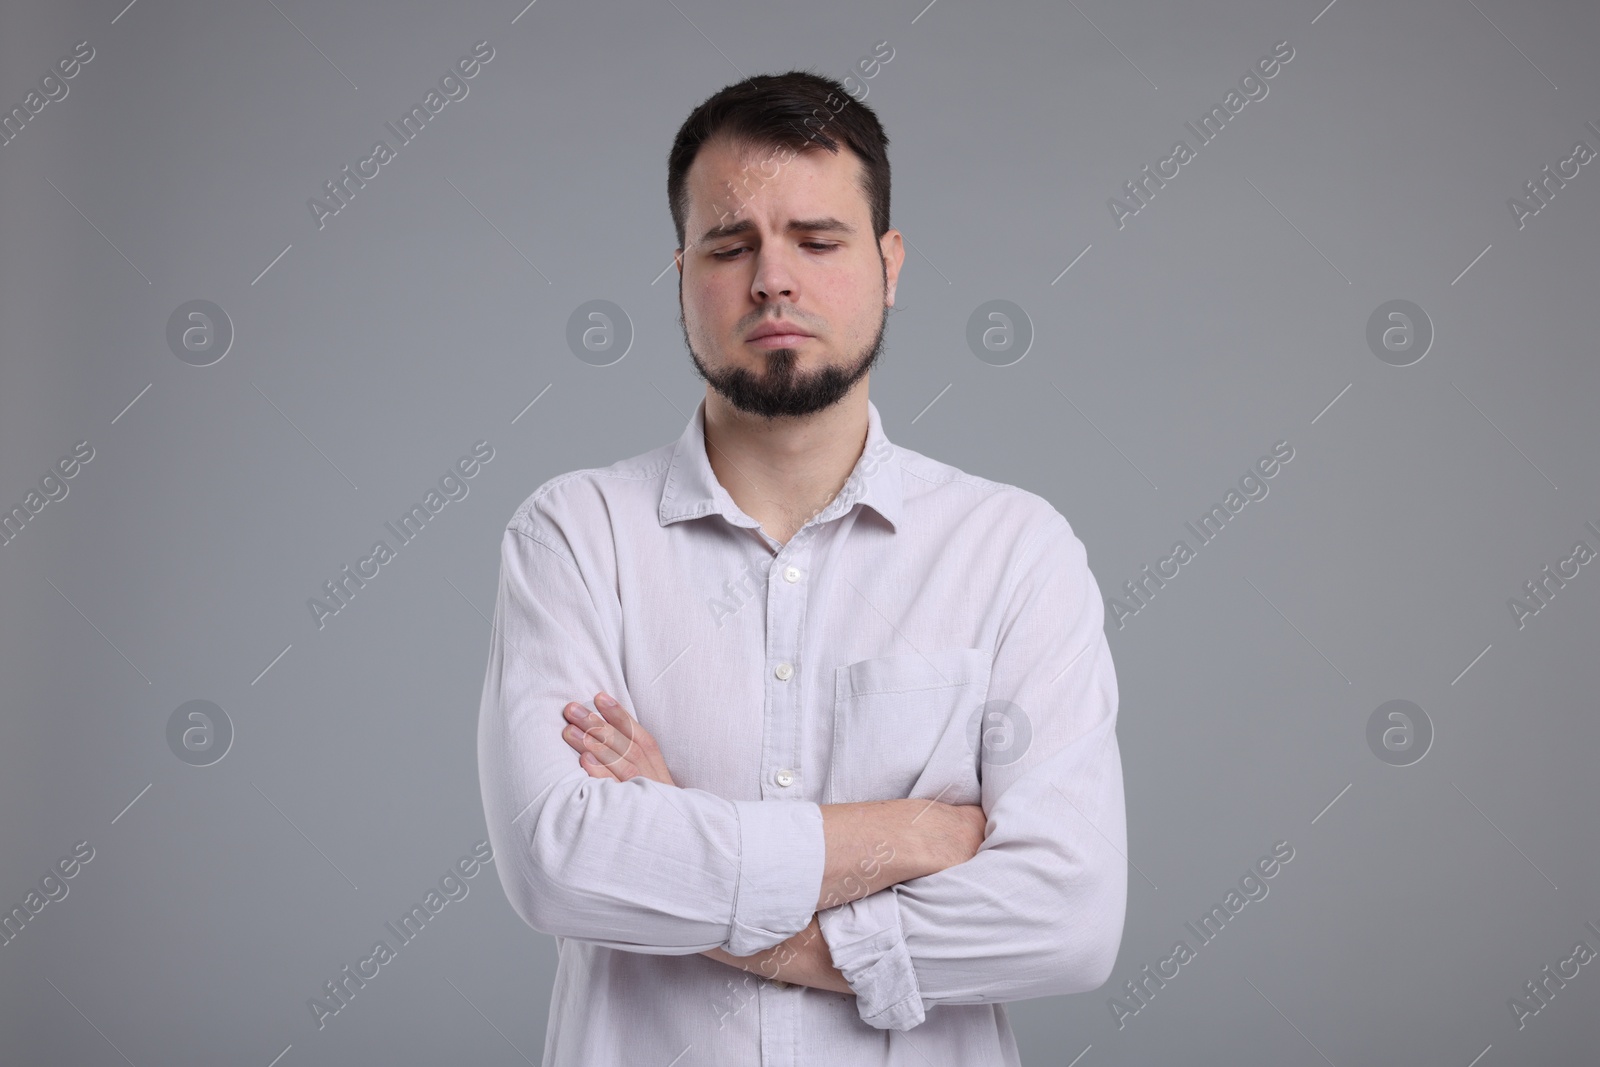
[561,722,589,757]
[564,702,633,767]
[563,716,635,780]
[593,692,645,749]
[565,720,625,780]
[568,719,632,770]
[579,750,622,780]
[586,748,642,781]
[593,693,667,775]
[587,709,653,774]
[563,722,598,754]
[571,696,676,786]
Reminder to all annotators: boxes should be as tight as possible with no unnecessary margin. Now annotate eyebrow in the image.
[696,216,857,246]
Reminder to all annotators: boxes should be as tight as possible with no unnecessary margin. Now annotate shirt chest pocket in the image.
[827,647,993,806]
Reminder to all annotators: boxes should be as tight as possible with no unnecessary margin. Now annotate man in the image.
[477,70,1126,1066]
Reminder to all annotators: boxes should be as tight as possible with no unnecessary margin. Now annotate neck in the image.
[703,383,870,545]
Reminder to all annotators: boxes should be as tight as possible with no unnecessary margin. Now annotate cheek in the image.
[821,271,878,339]
[683,275,733,325]
[684,279,752,352]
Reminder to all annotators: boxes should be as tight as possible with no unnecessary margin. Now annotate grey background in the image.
[2,0,1596,1064]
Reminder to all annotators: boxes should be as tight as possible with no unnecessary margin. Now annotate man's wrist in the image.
[701,915,853,994]
[818,798,934,910]
[891,797,939,881]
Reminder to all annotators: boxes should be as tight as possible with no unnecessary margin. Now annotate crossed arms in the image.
[557,689,989,994]
[476,511,1126,1030]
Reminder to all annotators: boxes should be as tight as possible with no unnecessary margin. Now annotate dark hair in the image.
[667,70,891,251]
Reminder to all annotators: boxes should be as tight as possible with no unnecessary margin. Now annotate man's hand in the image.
[561,692,677,786]
[904,797,989,877]
[562,695,788,979]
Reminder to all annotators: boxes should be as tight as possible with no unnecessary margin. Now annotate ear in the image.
[880,229,905,306]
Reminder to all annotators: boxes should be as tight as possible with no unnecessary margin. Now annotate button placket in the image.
[763,532,813,805]
[758,525,824,1053]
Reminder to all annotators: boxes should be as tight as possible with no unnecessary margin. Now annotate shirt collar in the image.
[659,396,902,534]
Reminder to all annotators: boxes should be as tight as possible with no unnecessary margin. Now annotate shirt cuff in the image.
[817,887,926,1029]
[727,799,826,957]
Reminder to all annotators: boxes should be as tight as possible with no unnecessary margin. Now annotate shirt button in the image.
[775,768,794,787]
[783,566,801,583]
[774,662,794,681]
[771,979,789,989]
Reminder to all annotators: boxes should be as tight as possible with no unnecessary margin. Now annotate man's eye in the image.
[710,243,838,261]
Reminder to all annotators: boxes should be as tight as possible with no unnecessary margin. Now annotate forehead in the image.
[684,136,867,231]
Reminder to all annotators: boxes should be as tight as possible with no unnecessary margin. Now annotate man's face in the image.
[675,137,903,420]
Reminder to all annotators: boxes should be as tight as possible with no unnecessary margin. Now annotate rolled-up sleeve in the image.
[477,506,826,957]
[818,511,1127,1028]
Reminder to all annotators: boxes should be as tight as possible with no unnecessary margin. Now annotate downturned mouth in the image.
[746,326,813,343]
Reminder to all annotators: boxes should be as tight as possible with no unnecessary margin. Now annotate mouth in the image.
[745,331,813,348]
[745,320,814,346]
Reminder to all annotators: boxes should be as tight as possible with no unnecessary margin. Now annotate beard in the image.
[679,277,888,420]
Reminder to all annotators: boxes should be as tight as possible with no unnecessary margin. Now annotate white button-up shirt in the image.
[477,396,1126,1066]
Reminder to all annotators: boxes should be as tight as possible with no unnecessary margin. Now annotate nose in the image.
[751,248,798,303]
